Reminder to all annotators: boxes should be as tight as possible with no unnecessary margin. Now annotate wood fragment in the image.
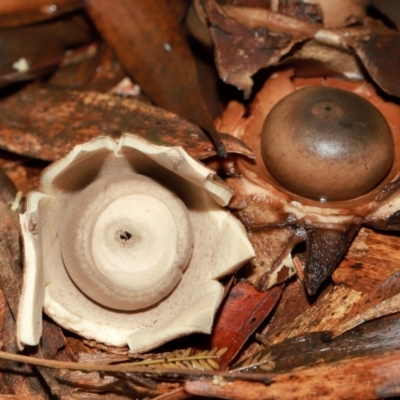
[237,307,400,375]
[185,350,400,400]
[333,228,400,293]
[152,387,192,400]
[330,271,400,339]
[257,284,363,346]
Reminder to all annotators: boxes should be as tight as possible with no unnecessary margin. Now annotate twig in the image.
[0,350,272,383]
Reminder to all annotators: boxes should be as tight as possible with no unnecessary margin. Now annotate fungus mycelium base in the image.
[18,134,255,352]
[215,69,400,294]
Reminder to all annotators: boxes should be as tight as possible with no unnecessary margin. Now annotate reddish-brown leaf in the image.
[206,282,283,369]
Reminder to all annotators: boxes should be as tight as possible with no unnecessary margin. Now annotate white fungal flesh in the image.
[17,134,255,351]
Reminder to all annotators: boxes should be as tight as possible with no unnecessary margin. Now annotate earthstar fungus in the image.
[261,86,394,201]
[17,134,255,351]
[215,70,400,295]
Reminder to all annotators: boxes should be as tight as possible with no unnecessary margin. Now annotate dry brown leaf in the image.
[0,0,83,28]
[85,0,227,156]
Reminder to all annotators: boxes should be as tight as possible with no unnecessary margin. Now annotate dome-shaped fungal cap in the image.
[60,173,194,311]
[261,86,394,201]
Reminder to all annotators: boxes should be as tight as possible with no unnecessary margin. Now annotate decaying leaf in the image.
[316,0,367,28]
[240,228,299,289]
[202,282,283,370]
[203,0,293,98]
[352,28,400,98]
[48,42,128,94]
[197,0,400,100]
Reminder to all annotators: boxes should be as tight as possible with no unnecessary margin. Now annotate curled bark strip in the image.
[185,350,400,400]
[0,86,252,162]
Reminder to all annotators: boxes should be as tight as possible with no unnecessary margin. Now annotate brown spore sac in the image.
[261,86,394,201]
